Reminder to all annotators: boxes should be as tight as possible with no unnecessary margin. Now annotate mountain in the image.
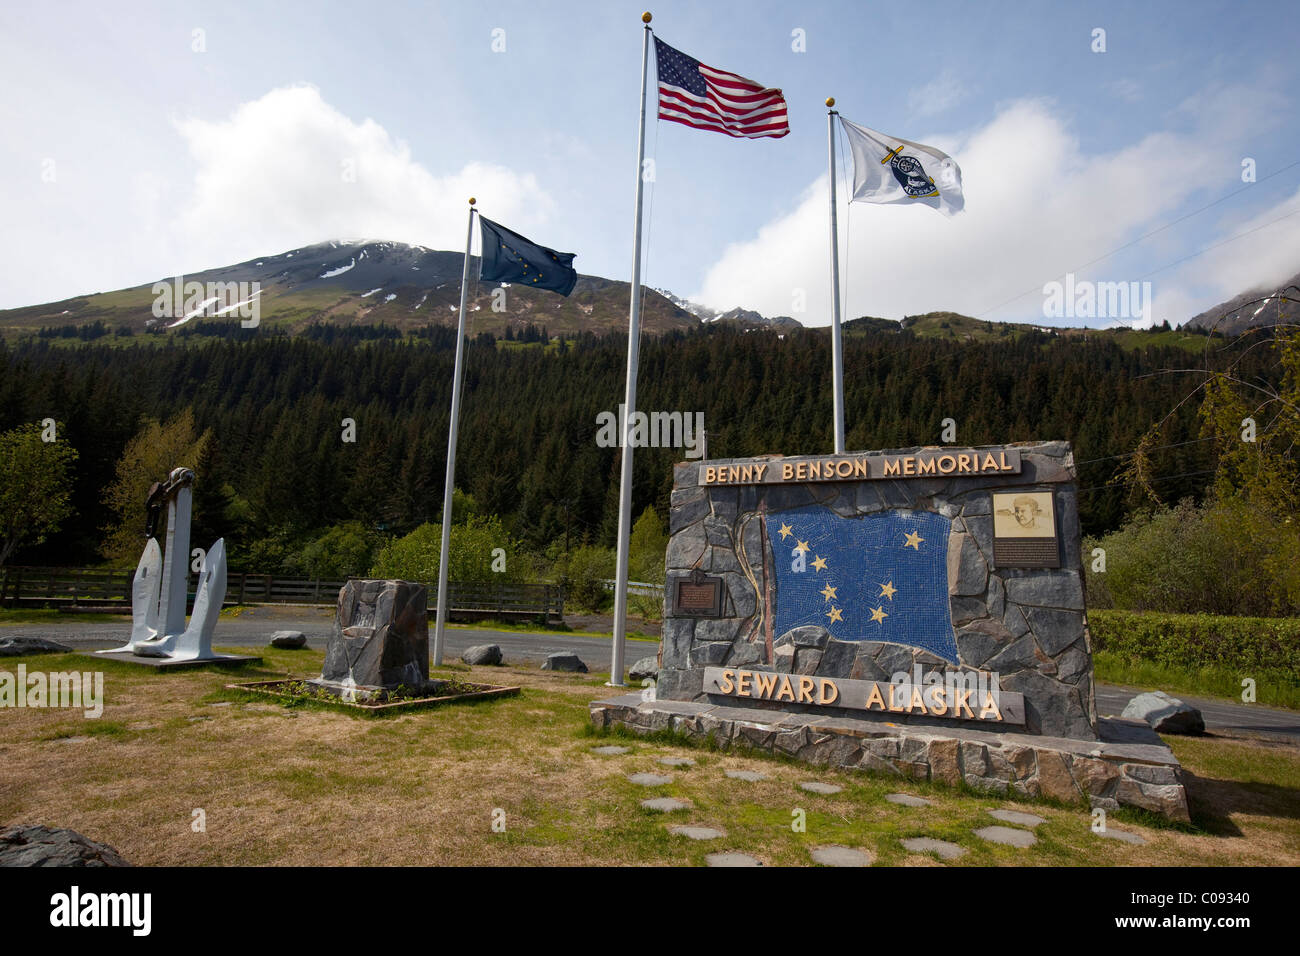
[0,240,699,338]
[4,238,1287,345]
[1184,270,1300,335]
[653,289,802,331]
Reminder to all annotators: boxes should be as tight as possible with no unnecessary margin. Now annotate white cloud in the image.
[1106,78,1142,103]
[907,69,971,118]
[691,89,1291,329]
[171,85,552,270]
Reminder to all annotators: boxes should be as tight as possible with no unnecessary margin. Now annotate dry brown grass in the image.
[2,647,1297,866]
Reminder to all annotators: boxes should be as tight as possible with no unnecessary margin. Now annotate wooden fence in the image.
[0,567,564,623]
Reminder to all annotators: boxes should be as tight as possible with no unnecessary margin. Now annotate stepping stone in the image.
[988,808,1046,827]
[186,716,211,722]
[55,736,91,744]
[627,773,673,787]
[810,845,873,867]
[206,701,232,708]
[592,745,630,755]
[798,781,842,795]
[641,797,692,813]
[706,852,763,867]
[1094,828,1147,845]
[725,770,768,782]
[974,825,1037,848]
[901,837,967,860]
[885,793,932,807]
[658,756,696,767]
[669,825,724,840]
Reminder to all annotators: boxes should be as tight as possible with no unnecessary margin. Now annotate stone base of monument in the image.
[85,649,261,670]
[229,677,519,713]
[588,694,1191,822]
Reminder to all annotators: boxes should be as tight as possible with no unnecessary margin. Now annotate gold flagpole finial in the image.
[642,11,652,23]
[826,97,835,108]
[468,197,476,205]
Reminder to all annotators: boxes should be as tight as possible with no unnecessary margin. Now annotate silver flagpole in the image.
[609,11,653,687]
[826,98,846,454]
[433,197,477,667]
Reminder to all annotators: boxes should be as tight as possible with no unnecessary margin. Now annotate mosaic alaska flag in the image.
[765,506,959,663]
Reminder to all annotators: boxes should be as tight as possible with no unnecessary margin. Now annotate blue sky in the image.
[2,0,1298,326]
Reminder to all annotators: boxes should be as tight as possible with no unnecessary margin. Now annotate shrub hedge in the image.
[1088,610,1300,682]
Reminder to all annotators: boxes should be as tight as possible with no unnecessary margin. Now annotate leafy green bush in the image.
[1088,610,1300,685]
[628,506,668,584]
[369,515,525,585]
[553,544,616,612]
[295,521,379,580]
[1084,496,1300,616]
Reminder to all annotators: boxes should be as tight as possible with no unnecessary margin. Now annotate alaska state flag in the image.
[766,506,959,662]
[478,217,578,296]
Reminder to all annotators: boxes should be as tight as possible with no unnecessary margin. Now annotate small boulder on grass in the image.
[269,631,307,649]
[0,825,129,867]
[541,652,588,673]
[0,637,72,657]
[1122,690,1205,735]
[629,656,659,681]
[462,644,503,666]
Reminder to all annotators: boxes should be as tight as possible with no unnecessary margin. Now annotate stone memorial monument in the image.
[591,442,1190,820]
[311,579,431,699]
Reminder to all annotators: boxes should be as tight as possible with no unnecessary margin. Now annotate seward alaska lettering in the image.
[700,447,1021,486]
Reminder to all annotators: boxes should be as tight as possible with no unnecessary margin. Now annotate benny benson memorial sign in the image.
[657,442,1095,740]
[592,441,1194,821]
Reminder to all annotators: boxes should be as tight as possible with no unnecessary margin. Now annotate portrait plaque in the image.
[671,569,725,618]
[992,491,1060,568]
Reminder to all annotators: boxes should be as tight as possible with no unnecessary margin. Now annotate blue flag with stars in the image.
[766,506,959,663]
[478,217,578,297]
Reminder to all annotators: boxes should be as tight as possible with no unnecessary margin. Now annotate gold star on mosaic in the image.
[869,605,888,624]
[778,522,793,540]
[826,606,843,624]
[903,531,924,550]
[794,539,809,554]
[819,583,838,601]
[878,581,897,600]
[811,555,828,572]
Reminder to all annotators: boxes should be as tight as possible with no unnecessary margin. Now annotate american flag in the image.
[654,37,789,139]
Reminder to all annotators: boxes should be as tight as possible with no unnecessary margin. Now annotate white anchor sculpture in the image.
[100,467,228,661]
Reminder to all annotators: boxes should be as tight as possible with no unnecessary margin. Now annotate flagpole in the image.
[826,97,846,455]
[433,197,477,667]
[609,11,653,688]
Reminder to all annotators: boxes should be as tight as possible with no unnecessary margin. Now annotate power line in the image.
[1074,435,1216,466]
[1077,469,1216,495]
[975,158,1300,319]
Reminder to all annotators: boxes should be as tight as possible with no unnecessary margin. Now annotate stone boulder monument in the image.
[591,442,1190,820]
[313,579,430,698]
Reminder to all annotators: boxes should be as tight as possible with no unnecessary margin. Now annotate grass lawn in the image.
[1,646,1297,866]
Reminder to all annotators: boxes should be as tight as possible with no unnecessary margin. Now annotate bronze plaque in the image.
[992,491,1060,568]
[671,571,724,617]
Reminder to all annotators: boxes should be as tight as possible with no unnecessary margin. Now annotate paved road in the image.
[6,607,1297,743]
[2,606,658,672]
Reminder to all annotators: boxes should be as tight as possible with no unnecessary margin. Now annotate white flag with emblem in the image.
[839,115,964,217]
